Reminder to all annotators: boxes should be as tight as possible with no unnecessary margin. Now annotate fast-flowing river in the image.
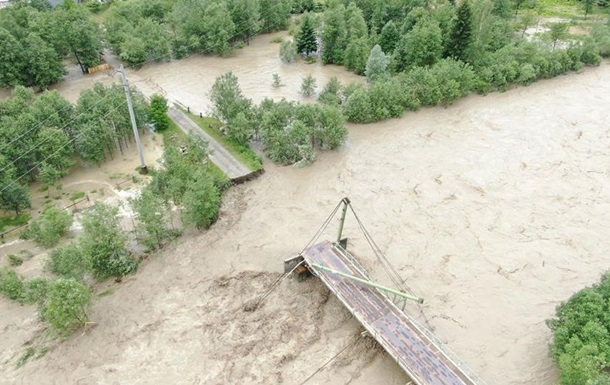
[3,31,610,385]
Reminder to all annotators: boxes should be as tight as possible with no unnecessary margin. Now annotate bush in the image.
[280,40,297,63]
[149,94,170,131]
[547,272,610,385]
[7,254,23,266]
[318,77,343,106]
[80,202,137,279]
[43,279,91,337]
[47,243,90,281]
[301,75,317,97]
[180,170,221,229]
[22,205,73,248]
[24,278,49,305]
[0,268,25,303]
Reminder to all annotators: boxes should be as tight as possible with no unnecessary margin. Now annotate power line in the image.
[297,333,363,385]
[0,99,127,196]
[0,20,283,161]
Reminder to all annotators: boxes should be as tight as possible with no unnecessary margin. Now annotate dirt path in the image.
[167,107,253,180]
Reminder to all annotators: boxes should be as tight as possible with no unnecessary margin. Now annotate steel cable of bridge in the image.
[297,333,363,385]
[250,200,344,309]
[347,202,434,328]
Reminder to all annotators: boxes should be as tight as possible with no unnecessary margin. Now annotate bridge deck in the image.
[302,241,482,385]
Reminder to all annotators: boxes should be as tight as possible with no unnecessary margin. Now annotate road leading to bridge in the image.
[167,107,254,181]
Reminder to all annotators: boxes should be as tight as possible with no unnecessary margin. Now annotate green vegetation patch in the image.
[69,191,86,201]
[184,111,264,172]
[0,213,30,233]
[547,272,610,385]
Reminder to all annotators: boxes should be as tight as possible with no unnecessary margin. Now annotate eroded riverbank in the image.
[1,31,609,385]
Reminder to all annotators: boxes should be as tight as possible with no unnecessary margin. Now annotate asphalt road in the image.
[167,108,252,180]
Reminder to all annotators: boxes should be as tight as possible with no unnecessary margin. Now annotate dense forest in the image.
[0,0,102,89]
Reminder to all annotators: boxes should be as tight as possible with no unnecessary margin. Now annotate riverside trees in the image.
[0,0,101,89]
[312,0,605,124]
[210,72,348,165]
[0,83,149,213]
[547,273,610,385]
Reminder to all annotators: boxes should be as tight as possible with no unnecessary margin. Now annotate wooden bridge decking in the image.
[302,241,484,385]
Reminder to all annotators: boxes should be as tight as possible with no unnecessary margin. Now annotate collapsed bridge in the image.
[287,198,486,385]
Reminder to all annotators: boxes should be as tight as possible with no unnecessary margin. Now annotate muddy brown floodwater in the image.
[1,31,610,385]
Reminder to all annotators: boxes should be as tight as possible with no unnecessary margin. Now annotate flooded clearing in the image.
[1,31,610,385]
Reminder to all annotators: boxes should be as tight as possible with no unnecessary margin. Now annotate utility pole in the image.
[118,64,147,174]
[337,197,350,243]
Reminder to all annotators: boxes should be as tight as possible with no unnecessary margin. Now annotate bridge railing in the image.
[333,243,487,385]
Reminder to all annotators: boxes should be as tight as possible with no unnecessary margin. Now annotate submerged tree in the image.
[301,75,317,97]
[296,13,318,56]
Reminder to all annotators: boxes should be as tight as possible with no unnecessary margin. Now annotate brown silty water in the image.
[1,31,610,385]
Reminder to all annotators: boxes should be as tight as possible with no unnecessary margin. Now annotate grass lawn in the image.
[182,110,264,172]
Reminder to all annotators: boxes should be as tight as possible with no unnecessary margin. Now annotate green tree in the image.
[280,40,297,63]
[259,0,291,32]
[181,170,221,229]
[201,2,235,55]
[229,0,260,45]
[379,20,400,55]
[318,77,343,106]
[296,13,318,55]
[130,189,171,250]
[0,28,23,87]
[36,127,74,172]
[80,202,137,279]
[38,163,63,197]
[445,0,474,62]
[209,72,254,144]
[301,75,317,97]
[149,94,170,131]
[344,37,370,74]
[394,21,444,71]
[44,279,91,337]
[365,44,389,82]
[550,22,569,50]
[492,0,513,18]
[583,0,594,20]
[23,33,67,90]
[0,182,31,215]
[321,4,346,64]
[52,4,102,73]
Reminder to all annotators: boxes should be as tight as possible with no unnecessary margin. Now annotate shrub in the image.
[47,243,90,281]
[301,75,317,97]
[80,202,137,279]
[43,279,91,337]
[318,77,343,106]
[7,254,23,266]
[22,205,73,248]
[149,94,170,131]
[0,268,25,302]
[280,40,297,63]
[24,278,49,305]
[181,170,221,229]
